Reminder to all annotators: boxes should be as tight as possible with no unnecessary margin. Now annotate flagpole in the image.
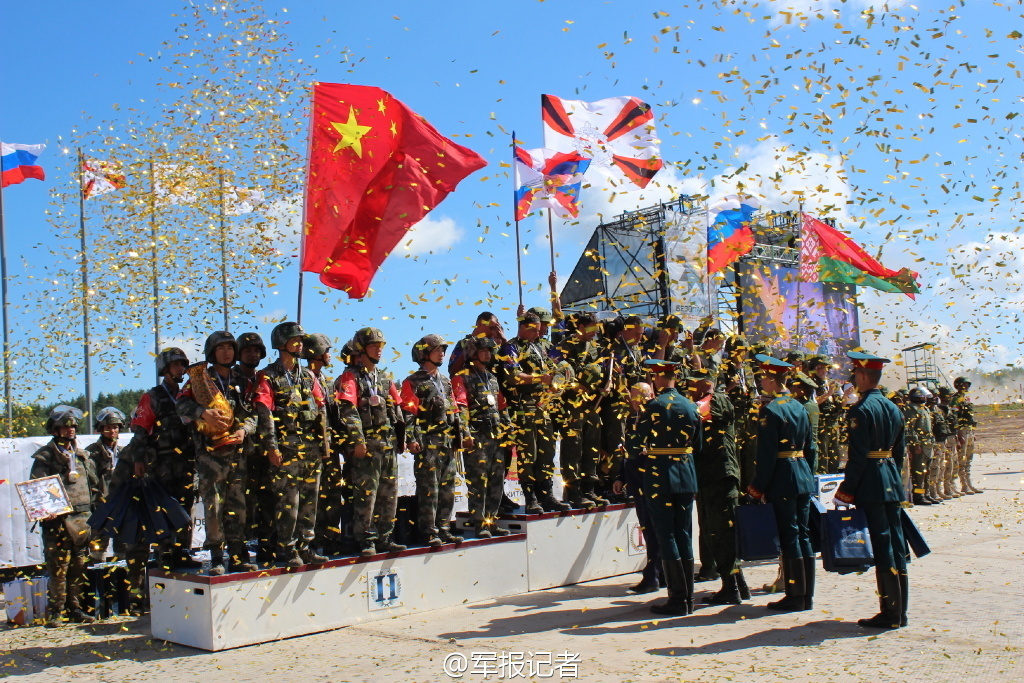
[511,131,523,308]
[0,163,11,437]
[296,83,316,325]
[794,205,803,349]
[148,162,161,363]
[78,150,94,432]
[219,169,229,331]
[546,209,557,308]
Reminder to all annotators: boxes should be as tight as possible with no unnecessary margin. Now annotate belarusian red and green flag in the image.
[799,213,920,297]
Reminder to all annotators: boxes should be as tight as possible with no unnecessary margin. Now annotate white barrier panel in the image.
[148,534,529,651]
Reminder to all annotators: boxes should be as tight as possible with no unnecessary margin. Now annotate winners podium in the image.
[149,503,644,651]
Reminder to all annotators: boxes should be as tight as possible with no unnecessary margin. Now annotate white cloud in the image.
[396,215,464,255]
[760,0,911,27]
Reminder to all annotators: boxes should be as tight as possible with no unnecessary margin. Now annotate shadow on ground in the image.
[647,619,864,656]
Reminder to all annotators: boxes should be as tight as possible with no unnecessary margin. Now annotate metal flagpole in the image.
[219,169,229,331]
[795,203,804,349]
[296,84,317,324]
[148,162,161,362]
[546,209,558,308]
[78,150,94,432]
[511,132,524,307]
[0,161,11,436]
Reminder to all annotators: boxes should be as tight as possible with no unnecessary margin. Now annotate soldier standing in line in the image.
[32,406,99,627]
[904,387,935,506]
[807,355,844,473]
[401,334,468,546]
[937,386,963,498]
[929,388,953,501]
[601,316,648,497]
[303,333,346,555]
[177,331,258,574]
[496,312,569,514]
[788,372,821,473]
[335,327,407,557]
[612,382,662,594]
[636,360,703,616]
[233,332,274,561]
[950,377,982,494]
[125,348,202,571]
[834,351,910,629]
[452,336,512,538]
[254,322,328,568]
[86,407,127,505]
[688,368,750,606]
[554,312,607,509]
[747,354,816,613]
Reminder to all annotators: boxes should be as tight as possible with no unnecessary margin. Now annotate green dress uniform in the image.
[636,379,702,615]
[835,351,909,629]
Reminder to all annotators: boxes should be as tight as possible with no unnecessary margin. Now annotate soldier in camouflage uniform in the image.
[930,388,954,501]
[125,347,202,571]
[32,406,100,627]
[303,333,346,556]
[807,355,844,474]
[233,332,274,560]
[950,377,982,494]
[452,336,512,537]
[86,407,126,505]
[335,327,407,557]
[177,331,258,574]
[600,316,648,498]
[401,334,467,546]
[254,322,328,567]
[904,387,934,506]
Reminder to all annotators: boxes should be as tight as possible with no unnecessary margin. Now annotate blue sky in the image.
[2,0,1022,402]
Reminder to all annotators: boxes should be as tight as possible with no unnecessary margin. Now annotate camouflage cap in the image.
[527,306,554,324]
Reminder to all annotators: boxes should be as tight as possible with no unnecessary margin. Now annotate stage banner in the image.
[664,208,715,324]
[738,260,860,362]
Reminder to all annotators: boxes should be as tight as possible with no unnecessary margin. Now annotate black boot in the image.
[650,559,690,615]
[582,479,610,506]
[499,494,519,513]
[523,485,543,514]
[803,556,816,610]
[536,482,570,512]
[898,571,909,627]
[767,558,808,611]
[564,480,595,510]
[703,571,742,605]
[858,570,903,629]
[682,559,695,614]
[170,546,203,570]
[378,535,407,553]
[227,543,258,573]
[209,547,227,576]
[736,568,751,601]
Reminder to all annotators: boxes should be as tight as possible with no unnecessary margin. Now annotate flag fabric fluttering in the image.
[513,146,590,221]
[707,194,760,274]
[800,213,920,297]
[153,164,202,205]
[541,94,662,189]
[1,143,46,188]
[223,186,265,216]
[82,158,126,199]
[302,83,487,299]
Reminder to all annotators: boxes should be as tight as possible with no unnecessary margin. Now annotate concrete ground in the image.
[2,452,1022,682]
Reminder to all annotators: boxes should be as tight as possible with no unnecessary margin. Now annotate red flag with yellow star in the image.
[302,83,487,298]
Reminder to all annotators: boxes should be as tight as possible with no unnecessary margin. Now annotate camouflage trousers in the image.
[197,447,248,549]
[272,446,323,553]
[42,515,91,616]
[956,427,976,487]
[559,404,600,486]
[316,449,345,547]
[510,404,556,487]
[414,434,456,538]
[246,449,276,548]
[464,431,505,527]
[817,413,844,474]
[349,443,399,544]
[910,443,933,499]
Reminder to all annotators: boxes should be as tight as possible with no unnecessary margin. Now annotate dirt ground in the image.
[973,408,1024,453]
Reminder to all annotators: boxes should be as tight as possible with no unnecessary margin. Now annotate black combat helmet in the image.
[156,347,190,377]
[270,321,305,351]
[204,331,238,365]
[46,405,84,434]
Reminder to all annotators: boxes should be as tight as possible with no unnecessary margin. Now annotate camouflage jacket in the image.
[451,367,507,436]
[30,439,99,512]
[176,365,258,453]
[254,360,325,452]
[400,368,463,444]
[125,381,193,477]
[335,363,404,451]
[949,392,977,430]
[904,403,934,448]
[84,437,120,503]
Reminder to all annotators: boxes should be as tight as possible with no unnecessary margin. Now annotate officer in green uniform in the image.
[254,322,328,568]
[807,355,843,473]
[687,367,750,605]
[177,331,258,574]
[636,359,703,616]
[32,406,100,627]
[834,351,909,629]
[747,354,816,613]
[336,327,407,556]
[787,372,820,474]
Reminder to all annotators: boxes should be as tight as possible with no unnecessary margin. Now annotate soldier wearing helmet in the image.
[448,312,507,376]
[301,333,346,556]
[335,326,407,556]
[949,377,981,495]
[233,332,274,560]
[253,322,328,567]
[931,387,956,500]
[122,347,202,580]
[85,407,126,503]
[903,387,934,506]
[30,406,99,627]
[177,331,258,574]
[401,334,467,546]
[452,335,511,538]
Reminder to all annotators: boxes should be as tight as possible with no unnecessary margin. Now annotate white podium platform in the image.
[456,503,647,592]
[149,534,528,651]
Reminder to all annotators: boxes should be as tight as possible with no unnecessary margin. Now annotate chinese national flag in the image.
[302,83,487,298]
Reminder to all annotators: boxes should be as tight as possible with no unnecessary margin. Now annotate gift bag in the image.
[821,506,874,574]
[807,497,827,555]
[735,503,780,561]
[901,508,931,559]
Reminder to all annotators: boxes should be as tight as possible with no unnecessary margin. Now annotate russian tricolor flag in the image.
[513,146,589,221]
[707,194,760,274]
[1,142,46,188]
